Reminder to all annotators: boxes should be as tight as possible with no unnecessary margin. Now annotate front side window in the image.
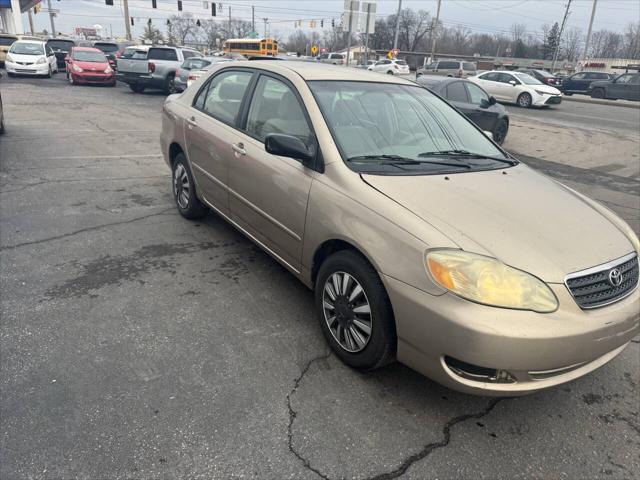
[498,73,517,84]
[615,74,633,84]
[465,82,489,105]
[445,81,469,103]
[9,42,44,55]
[246,76,312,144]
[309,81,509,175]
[196,70,252,124]
[572,73,586,80]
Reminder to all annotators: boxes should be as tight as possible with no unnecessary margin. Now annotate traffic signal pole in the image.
[345,0,354,67]
[47,0,57,37]
[392,0,402,51]
[123,0,132,40]
[582,0,597,61]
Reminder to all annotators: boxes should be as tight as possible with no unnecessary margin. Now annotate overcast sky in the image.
[22,0,640,44]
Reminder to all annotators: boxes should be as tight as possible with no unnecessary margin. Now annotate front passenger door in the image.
[228,74,316,273]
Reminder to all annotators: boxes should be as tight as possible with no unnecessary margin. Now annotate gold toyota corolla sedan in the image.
[160,61,639,395]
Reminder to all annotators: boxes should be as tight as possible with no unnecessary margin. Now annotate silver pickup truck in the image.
[117,45,202,94]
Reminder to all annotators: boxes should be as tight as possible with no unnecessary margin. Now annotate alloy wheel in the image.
[173,163,190,209]
[322,272,372,353]
[518,93,531,108]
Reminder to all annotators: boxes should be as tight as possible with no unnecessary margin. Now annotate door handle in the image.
[186,116,196,129]
[231,142,246,156]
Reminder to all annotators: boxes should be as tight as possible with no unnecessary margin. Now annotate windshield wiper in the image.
[418,149,518,166]
[347,154,471,169]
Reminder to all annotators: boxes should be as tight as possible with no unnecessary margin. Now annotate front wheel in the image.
[172,153,207,219]
[517,92,532,108]
[493,118,509,145]
[386,70,394,75]
[591,88,605,99]
[315,250,396,370]
[46,66,52,78]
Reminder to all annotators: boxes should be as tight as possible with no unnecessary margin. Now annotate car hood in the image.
[75,61,109,70]
[529,83,561,95]
[7,53,45,63]
[362,163,633,282]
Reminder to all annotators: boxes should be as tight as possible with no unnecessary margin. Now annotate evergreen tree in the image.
[544,22,560,59]
[142,21,165,44]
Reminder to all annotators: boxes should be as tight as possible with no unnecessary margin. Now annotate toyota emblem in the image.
[608,268,623,287]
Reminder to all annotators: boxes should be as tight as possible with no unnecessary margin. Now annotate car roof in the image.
[13,39,45,45]
[73,46,103,52]
[228,60,415,84]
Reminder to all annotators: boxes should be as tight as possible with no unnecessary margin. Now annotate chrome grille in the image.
[565,253,639,309]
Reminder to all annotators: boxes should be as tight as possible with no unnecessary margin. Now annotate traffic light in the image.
[320,19,324,28]
[166,19,171,25]
[148,18,152,26]
[196,19,201,27]
[331,18,335,27]
[131,17,135,26]
[212,3,216,16]
[151,0,157,8]
[177,1,182,11]
[105,0,114,5]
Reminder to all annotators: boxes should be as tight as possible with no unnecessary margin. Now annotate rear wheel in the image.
[517,92,532,108]
[172,153,207,219]
[129,84,145,93]
[386,70,394,75]
[164,74,176,94]
[591,88,605,99]
[493,118,509,145]
[315,250,396,370]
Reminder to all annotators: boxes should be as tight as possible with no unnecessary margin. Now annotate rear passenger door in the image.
[227,73,316,273]
[184,69,254,216]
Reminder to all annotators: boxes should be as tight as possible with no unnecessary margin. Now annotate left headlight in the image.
[426,250,558,313]
[36,56,47,64]
[5,53,14,62]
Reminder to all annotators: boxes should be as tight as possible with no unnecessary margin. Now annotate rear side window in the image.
[331,54,344,59]
[246,76,312,145]
[630,74,640,85]
[196,71,253,124]
[438,61,458,70]
[182,50,200,59]
[482,72,500,82]
[463,62,476,71]
[445,82,469,103]
[148,48,178,61]
[396,60,408,66]
[186,58,211,70]
[573,73,587,80]
[593,73,609,79]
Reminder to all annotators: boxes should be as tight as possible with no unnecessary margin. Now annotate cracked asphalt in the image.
[1,73,639,480]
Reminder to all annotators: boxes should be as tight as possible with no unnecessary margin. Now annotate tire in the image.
[0,115,5,134]
[129,84,145,93]
[46,66,52,78]
[493,118,509,145]
[68,73,74,85]
[7,72,14,77]
[564,92,573,96]
[315,250,396,371]
[517,92,532,108]
[386,70,394,75]
[172,153,207,220]
[591,88,605,99]
[163,74,176,95]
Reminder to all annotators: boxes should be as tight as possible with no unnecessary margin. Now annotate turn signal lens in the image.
[426,250,558,313]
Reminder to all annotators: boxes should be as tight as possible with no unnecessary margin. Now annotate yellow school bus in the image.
[222,38,278,57]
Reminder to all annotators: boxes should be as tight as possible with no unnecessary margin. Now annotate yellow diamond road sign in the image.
[311,45,319,55]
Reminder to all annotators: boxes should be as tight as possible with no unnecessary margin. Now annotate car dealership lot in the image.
[1,74,638,479]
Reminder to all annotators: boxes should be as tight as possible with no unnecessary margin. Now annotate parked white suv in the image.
[317,53,345,65]
[368,59,410,75]
[4,40,58,77]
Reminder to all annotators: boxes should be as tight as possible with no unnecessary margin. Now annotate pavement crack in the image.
[287,350,332,480]
[0,207,176,252]
[365,398,506,480]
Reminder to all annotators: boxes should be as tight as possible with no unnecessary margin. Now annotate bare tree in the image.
[621,22,640,59]
[285,30,310,54]
[590,30,623,58]
[167,15,196,45]
[511,23,526,43]
[562,27,582,61]
[394,8,431,51]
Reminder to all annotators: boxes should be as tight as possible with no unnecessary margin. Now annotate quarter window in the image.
[195,71,253,124]
[482,72,500,82]
[246,76,312,145]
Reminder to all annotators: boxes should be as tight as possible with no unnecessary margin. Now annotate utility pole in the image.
[582,0,597,61]
[364,2,372,66]
[551,0,572,72]
[27,8,35,34]
[123,0,132,41]
[429,0,442,63]
[252,5,255,34]
[345,0,355,67]
[392,0,402,51]
[228,6,232,38]
[46,0,57,37]
[263,18,268,38]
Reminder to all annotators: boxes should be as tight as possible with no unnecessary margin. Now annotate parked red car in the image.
[65,47,115,86]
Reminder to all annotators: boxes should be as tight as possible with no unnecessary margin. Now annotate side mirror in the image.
[509,80,517,86]
[265,133,315,165]
[483,130,494,139]
[488,96,497,105]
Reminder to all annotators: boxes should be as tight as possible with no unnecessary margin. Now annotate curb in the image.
[562,95,640,109]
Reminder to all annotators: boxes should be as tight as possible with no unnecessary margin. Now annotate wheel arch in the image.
[169,142,185,166]
[311,238,381,287]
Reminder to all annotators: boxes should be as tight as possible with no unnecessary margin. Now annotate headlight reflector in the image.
[426,250,558,313]
[534,89,547,95]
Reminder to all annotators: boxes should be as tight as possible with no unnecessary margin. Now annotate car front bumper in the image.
[71,72,115,84]
[532,93,562,106]
[384,274,639,396]
[5,61,50,75]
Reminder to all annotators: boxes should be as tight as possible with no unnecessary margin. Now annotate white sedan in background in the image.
[4,40,58,78]
[368,59,411,75]
[469,70,562,108]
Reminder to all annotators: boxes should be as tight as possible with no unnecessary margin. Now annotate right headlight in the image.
[5,53,14,62]
[426,250,558,313]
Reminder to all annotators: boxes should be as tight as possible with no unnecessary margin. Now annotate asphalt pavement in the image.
[1,73,639,480]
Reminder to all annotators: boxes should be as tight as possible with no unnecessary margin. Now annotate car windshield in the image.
[9,42,44,55]
[534,69,553,77]
[94,43,119,53]
[74,51,107,62]
[47,40,74,52]
[512,73,543,85]
[308,81,511,175]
